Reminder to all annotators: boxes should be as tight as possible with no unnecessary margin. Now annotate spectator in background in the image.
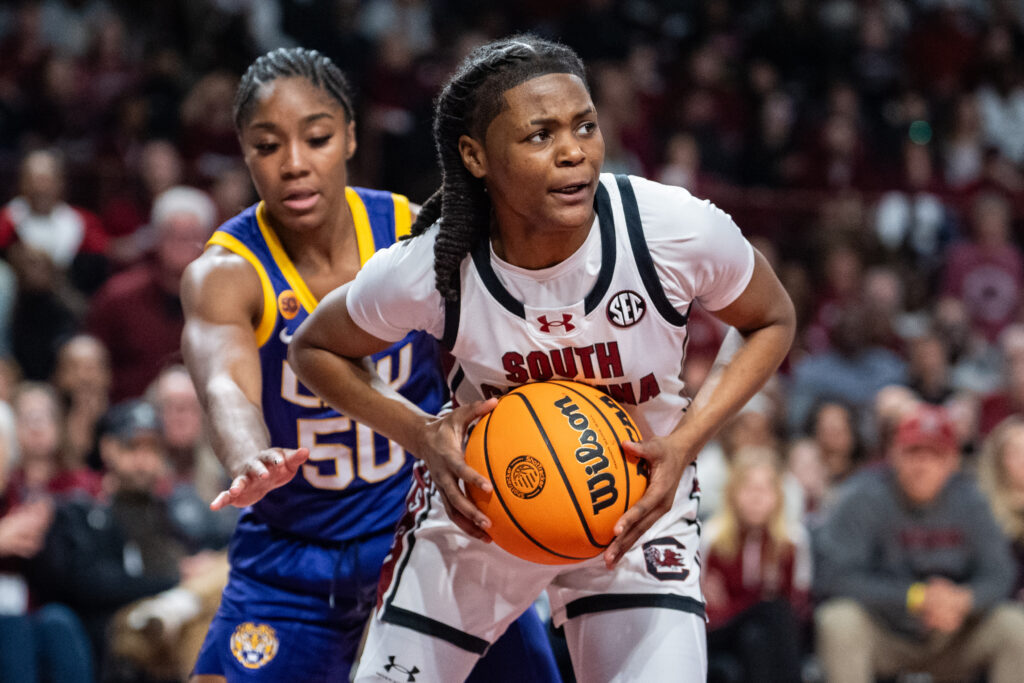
[8,382,101,503]
[87,186,216,401]
[977,416,1024,601]
[785,437,828,528]
[100,139,186,266]
[702,447,811,683]
[815,403,1024,683]
[941,192,1023,343]
[0,399,95,683]
[808,401,867,498]
[788,303,908,439]
[980,326,1024,436]
[0,149,108,294]
[905,330,956,405]
[52,334,110,473]
[29,400,219,679]
[147,365,234,551]
[943,93,986,189]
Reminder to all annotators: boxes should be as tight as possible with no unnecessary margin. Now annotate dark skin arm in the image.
[181,247,308,510]
[289,284,498,540]
[291,249,795,562]
[605,250,794,565]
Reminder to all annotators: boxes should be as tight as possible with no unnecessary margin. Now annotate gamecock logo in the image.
[642,537,691,581]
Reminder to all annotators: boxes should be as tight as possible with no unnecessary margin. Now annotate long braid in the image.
[411,35,588,300]
[234,47,355,130]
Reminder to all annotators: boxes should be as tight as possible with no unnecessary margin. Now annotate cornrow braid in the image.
[233,47,355,130]
[410,35,588,301]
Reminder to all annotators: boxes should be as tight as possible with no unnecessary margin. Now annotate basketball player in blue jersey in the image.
[180,48,560,683]
[289,36,796,682]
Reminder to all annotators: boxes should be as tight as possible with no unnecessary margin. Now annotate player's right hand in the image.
[210,447,309,510]
[415,398,497,541]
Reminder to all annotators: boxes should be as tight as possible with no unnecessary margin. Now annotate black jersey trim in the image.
[441,291,461,350]
[614,175,689,327]
[564,593,706,620]
[469,184,617,319]
[584,183,617,314]
[449,365,465,397]
[380,605,490,655]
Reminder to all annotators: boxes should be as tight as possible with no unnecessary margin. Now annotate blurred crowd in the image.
[3,0,1024,681]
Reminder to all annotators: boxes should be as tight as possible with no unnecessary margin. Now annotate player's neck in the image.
[491,213,594,270]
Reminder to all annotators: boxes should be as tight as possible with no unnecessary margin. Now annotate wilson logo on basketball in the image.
[607,290,646,328]
[537,314,574,333]
[554,396,618,515]
[278,290,300,319]
[506,455,545,499]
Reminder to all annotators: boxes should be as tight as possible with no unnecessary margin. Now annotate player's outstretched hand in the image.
[416,398,498,542]
[210,447,309,510]
[603,437,691,569]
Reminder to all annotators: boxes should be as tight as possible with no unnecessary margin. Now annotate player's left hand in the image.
[210,447,309,510]
[603,437,692,569]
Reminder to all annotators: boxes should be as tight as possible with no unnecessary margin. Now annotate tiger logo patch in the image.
[230,622,279,669]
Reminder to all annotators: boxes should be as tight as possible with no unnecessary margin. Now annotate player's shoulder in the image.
[603,173,736,238]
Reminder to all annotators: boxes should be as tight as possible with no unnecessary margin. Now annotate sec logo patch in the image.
[278,290,300,319]
[230,622,279,669]
[607,290,646,328]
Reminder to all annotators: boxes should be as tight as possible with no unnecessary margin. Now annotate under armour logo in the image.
[537,314,574,333]
[384,656,420,682]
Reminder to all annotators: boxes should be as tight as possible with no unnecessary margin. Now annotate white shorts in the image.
[355,463,707,682]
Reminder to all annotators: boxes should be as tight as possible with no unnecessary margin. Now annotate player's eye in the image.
[254,141,279,154]
[577,121,597,136]
[527,130,550,143]
[309,134,332,147]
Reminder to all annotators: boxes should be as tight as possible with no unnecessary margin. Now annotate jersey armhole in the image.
[206,231,277,347]
[614,174,689,327]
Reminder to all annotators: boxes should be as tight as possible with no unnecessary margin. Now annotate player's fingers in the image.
[437,475,491,531]
[283,447,310,470]
[247,458,271,479]
[454,460,492,493]
[210,489,233,511]
[228,474,250,495]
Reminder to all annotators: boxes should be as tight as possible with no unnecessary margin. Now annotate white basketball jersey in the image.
[349,172,755,519]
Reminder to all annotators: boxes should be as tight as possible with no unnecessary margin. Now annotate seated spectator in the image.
[979,327,1024,437]
[29,400,219,679]
[86,186,216,401]
[788,302,908,439]
[815,403,1024,683]
[977,416,1024,601]
[147,366,235,551]
[702,447,811,683]
[52,334,110,472]
[0,149,108,294]
[0,399,94,683]
[941,192,1023,344]
[808,401,867,495]
[8,382,101,502]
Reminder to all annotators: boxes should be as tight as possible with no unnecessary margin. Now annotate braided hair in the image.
[411,35,589,300]
[233,47,355,130]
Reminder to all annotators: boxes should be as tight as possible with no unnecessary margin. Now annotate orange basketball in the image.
[464,380,648,565]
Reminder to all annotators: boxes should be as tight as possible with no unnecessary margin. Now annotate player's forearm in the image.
[201,374,273,476]
[288,342,432,455]
[668,319,792,458]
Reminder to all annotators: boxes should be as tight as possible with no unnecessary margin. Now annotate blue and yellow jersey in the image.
[207,187,446,542]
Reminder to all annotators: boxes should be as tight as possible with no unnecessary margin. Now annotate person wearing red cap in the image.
[813,402,1024,683]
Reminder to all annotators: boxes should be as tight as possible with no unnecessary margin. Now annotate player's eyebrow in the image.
[248,112,336,131]
[528,106,594,127]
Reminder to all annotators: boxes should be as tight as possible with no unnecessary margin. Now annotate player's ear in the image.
[459,134,487,179]
[345,119,357,160]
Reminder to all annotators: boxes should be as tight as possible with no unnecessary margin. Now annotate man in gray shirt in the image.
[814,402,1024,683]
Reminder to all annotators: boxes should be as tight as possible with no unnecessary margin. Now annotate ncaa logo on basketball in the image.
[230,622,279,669]
[506,455,546,499]
[278,290,300,319]
[607,290,646,328]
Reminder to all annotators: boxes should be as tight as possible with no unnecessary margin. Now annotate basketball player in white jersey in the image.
[289,35,795,682]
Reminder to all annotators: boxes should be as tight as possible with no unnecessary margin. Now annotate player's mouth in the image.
[282,189,320,212]
[550,181,591,200]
